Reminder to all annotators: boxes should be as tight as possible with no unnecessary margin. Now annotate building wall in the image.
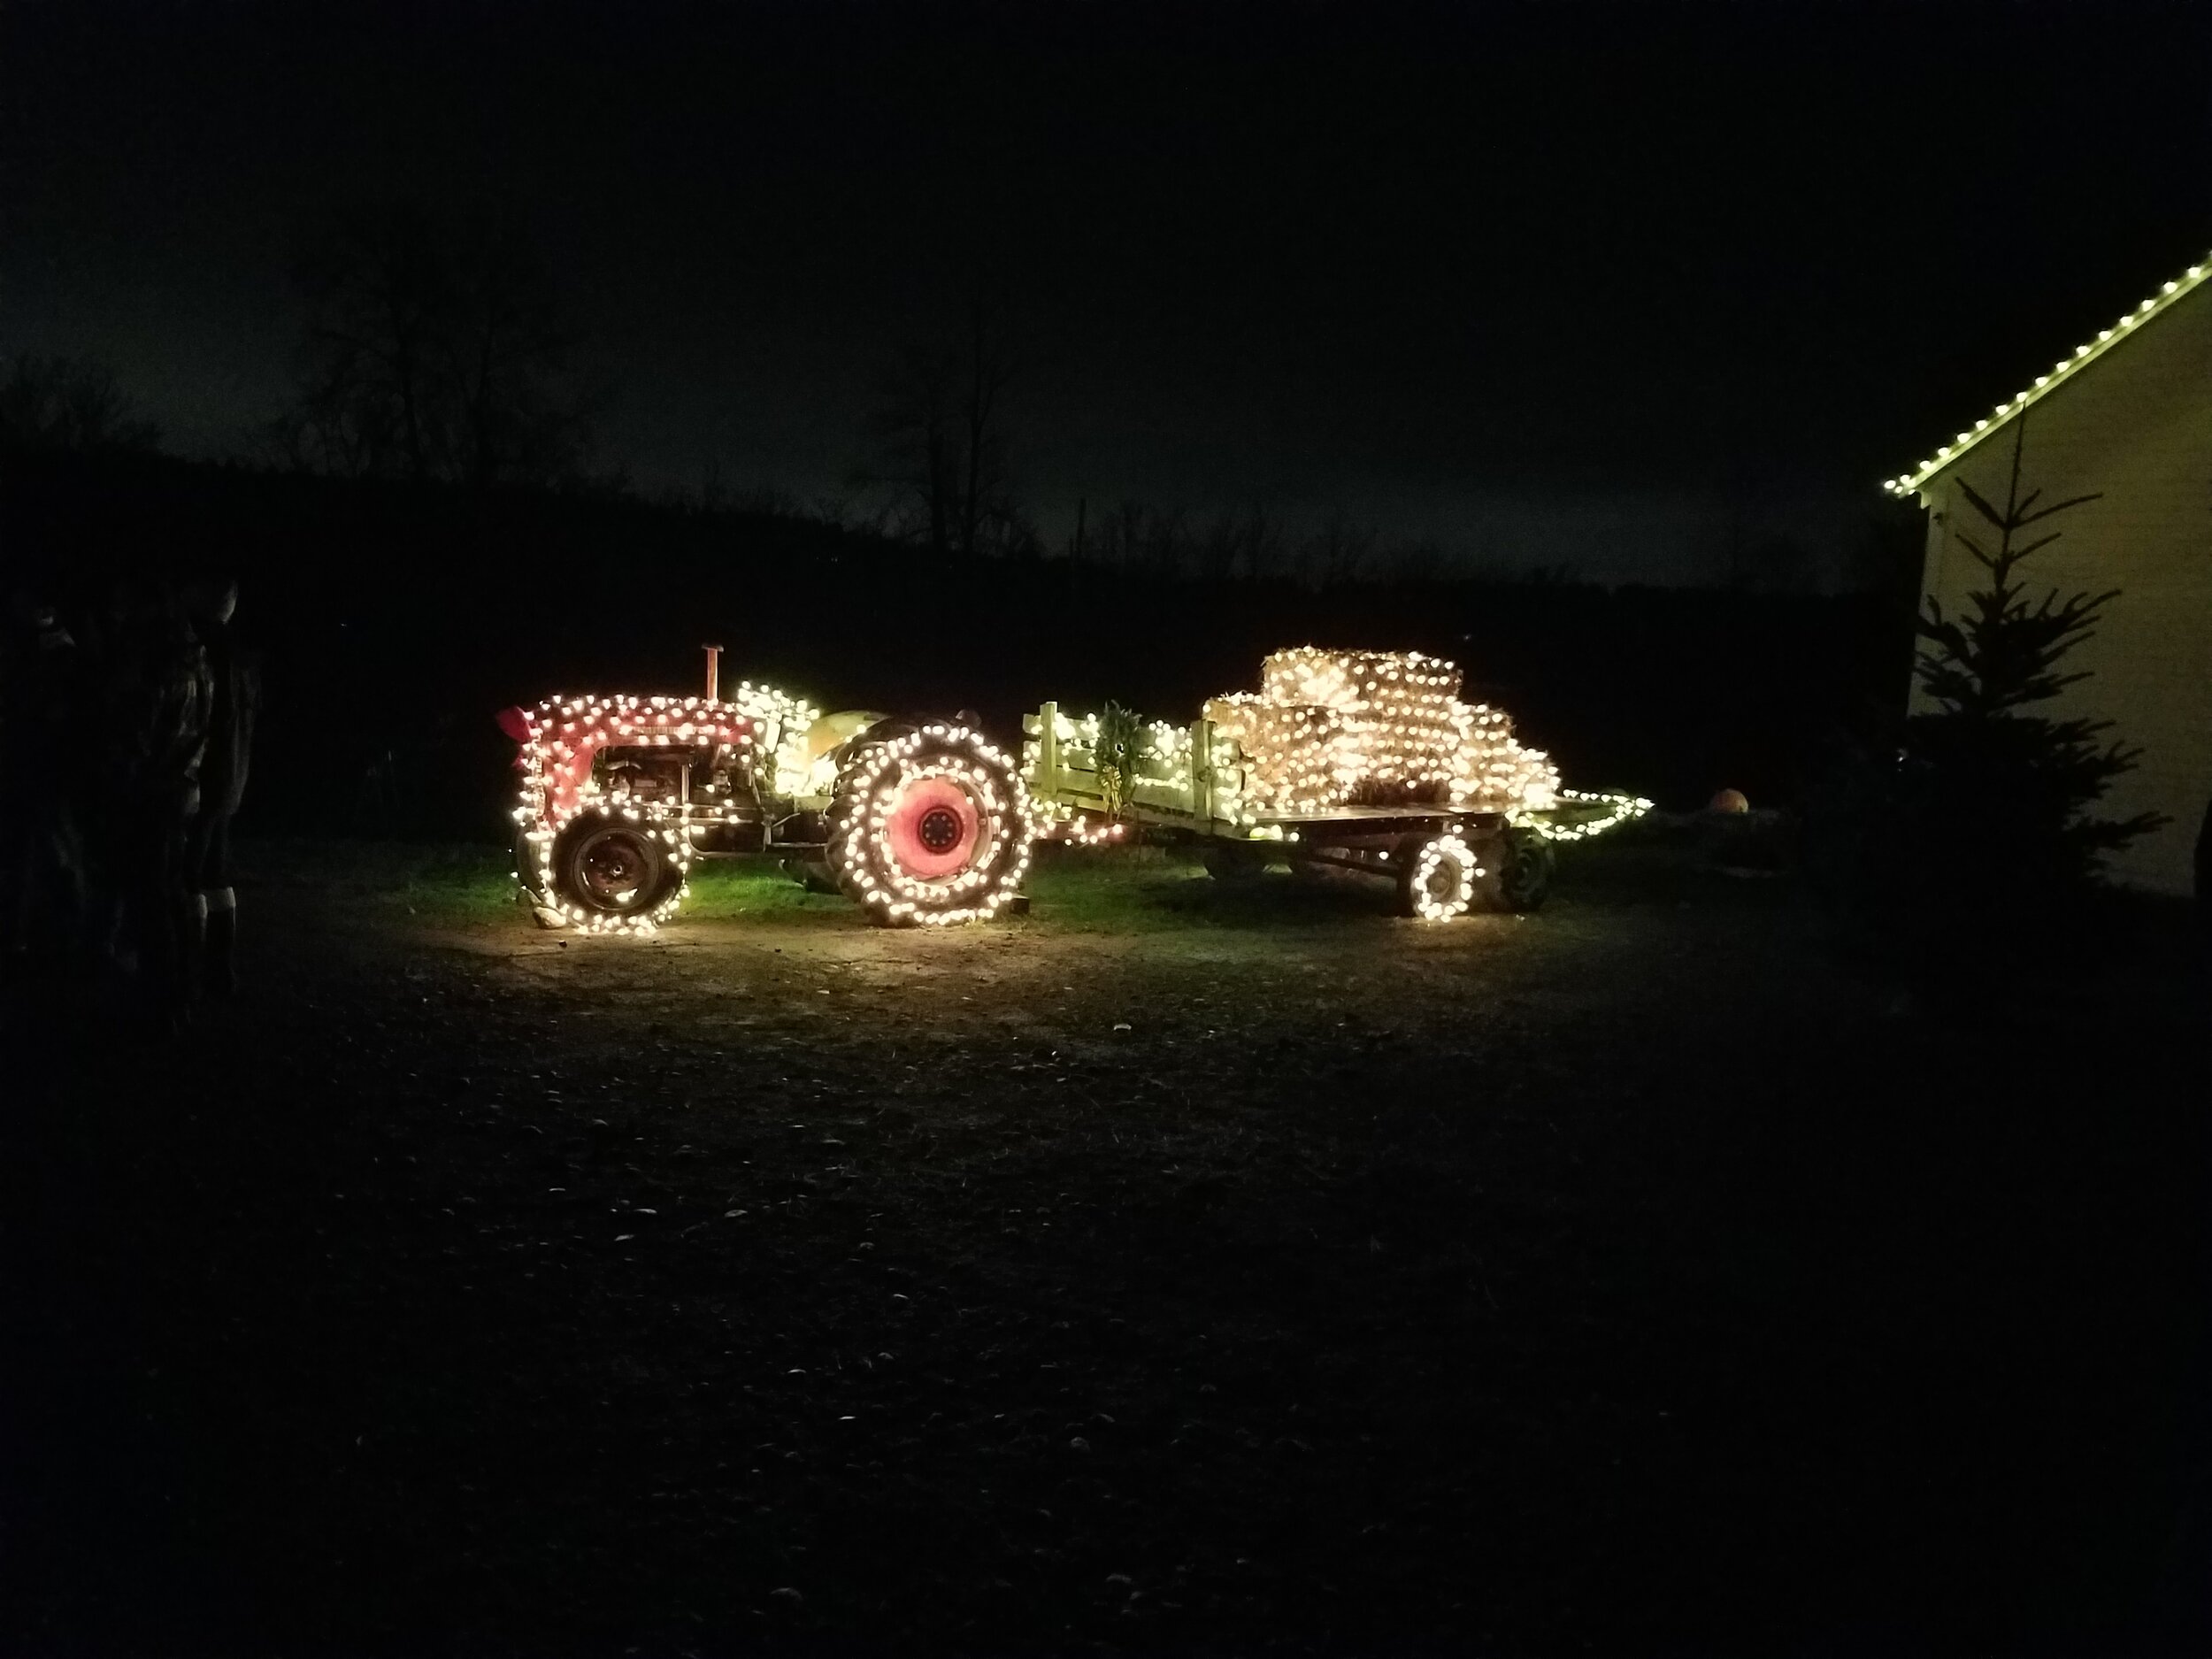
[1913,282,2212,896]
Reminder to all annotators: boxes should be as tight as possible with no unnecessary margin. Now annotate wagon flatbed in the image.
[1253,805,1508,826]
[1019,698,1633,918]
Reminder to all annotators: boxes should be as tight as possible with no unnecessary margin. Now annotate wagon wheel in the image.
[551,814,680,922]
[1487,826,1555,913]
[1202,843,1268,882]
[826,724,1032,926]
[1394,832,1480,921]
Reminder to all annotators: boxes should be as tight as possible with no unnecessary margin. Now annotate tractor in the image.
[497,648,1032,931]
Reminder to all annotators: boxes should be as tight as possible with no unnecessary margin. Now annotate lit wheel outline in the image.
[825,725,1033,926]
[553,817,676,920]
[1395,832,1480,921]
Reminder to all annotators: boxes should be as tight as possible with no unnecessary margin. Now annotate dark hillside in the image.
[4,452,1913,837]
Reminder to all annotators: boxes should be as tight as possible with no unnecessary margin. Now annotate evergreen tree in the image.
[1093,702,1148,821]
[1905,421,2165,904]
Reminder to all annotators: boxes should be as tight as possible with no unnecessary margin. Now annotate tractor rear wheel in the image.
[826,724,1032,926]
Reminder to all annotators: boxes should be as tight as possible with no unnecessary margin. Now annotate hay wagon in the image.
[1023,649,1647,920]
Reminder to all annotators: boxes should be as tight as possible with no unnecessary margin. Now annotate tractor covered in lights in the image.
[498,663,1033,933]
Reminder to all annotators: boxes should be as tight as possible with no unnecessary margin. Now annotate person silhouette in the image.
[182,578,259,996]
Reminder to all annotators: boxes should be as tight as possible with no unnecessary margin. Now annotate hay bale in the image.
[1212,648,1560,817]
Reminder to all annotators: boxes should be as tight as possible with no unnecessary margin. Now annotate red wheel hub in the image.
[882,776,983,879]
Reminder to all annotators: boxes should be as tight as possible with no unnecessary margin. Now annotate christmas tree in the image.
[1907,421,2165,906]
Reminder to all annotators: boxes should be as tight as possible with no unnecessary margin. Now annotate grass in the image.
[239,830,1742,935]
[1022,841,1310,931]
[242,835,1421,933]
[242,838,847,926]
[242,838,522,922]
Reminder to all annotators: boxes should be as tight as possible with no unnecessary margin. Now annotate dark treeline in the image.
[5,448,1917,841]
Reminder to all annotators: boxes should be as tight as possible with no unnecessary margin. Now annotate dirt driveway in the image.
[5,843,2206,1656]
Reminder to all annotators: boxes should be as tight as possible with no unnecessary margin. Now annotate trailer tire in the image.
[1486,826,1555,913]
[1203,844,1268,882]
[1395,832,1481,920]
[549,813,681,924]
[826,724,1032,926]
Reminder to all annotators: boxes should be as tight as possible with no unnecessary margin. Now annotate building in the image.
[1886,250,2212,896]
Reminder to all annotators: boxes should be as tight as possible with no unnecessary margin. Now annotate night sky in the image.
[7,0,2209,585]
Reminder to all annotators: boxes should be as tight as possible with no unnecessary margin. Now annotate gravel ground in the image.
[5,840,2207,1657]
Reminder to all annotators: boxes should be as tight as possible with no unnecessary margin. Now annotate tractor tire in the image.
[1484,826,1555,913]
[518,884,565,928]
[1394,832,1481,920]
[782,857,841,895]
[825,723,1032,926]
[513,826,566,926]
[549,812,681,926]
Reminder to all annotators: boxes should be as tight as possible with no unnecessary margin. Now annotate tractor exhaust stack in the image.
[703,643,722,702]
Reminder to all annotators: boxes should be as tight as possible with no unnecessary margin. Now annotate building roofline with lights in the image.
[1882,248,2212,498]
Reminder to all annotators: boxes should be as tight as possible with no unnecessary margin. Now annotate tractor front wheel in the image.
[549,815,681,926]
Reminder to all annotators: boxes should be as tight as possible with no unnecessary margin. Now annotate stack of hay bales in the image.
[1452,700,1561,814]
[1197,695,1363,813]
[1205,648,1559,816]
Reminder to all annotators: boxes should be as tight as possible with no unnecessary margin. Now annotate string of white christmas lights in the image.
[1406,833,1480,920]
[1884,249,2212,496]
[825,725,1035,926]
[722,680,823,795]
[510,693,761,933]
[1022,710,1251,828]
[1529,786,1653,841]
